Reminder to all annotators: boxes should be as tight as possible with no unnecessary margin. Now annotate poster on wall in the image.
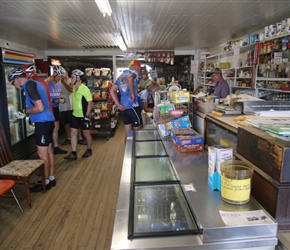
[145,51,174,65]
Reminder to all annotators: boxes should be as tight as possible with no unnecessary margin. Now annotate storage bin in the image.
[198,100,218,113]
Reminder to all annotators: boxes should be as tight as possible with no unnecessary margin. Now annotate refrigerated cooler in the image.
[0,48,36,159]
[129,130,200,239]
[111,129,278,250]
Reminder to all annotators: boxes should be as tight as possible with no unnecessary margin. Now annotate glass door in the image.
[5,65,25,145]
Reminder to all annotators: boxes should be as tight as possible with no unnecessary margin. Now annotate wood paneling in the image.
[0,120,125,250]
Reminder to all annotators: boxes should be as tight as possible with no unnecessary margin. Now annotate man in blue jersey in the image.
[110,60,143,137]
[8,68,56,192]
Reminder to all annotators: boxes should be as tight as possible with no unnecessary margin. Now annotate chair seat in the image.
[0,180,15,195]
[0,160,45,177]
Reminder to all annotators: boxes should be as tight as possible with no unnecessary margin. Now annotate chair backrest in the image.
[0,123,13,167]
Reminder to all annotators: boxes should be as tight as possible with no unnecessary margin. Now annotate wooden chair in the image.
[0,123,46,208]
[0,179,23,212]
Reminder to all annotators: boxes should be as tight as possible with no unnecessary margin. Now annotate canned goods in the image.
[264,25,270,39]
[277,22,282,36]
[269,24,276,38]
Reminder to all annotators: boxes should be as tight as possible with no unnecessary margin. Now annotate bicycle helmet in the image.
[53,65,66,77]
[22,64,36,72]
[71,69,84,76]
[8,68,25,81]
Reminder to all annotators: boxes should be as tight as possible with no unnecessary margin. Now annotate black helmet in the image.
[8,68,25,81]
[53,65,66,77]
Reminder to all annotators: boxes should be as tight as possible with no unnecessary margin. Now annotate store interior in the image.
[1,1,290,250]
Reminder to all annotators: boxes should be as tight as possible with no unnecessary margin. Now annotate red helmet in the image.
[22,64,36,73]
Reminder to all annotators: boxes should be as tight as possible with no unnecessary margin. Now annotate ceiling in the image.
[1,0,290,57]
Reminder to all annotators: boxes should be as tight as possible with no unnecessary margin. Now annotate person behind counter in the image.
[209,67,230,99]
[138,69,150,91]
[138,81,160,113]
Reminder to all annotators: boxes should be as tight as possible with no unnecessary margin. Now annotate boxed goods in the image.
[171,128,195,136]
[169,91,190,103]
[170,129,204,153]
[165,115,191,131]
[157,101,175,115]
[208,146,233,190]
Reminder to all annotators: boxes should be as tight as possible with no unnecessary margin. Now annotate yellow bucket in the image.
[221,160,253,205]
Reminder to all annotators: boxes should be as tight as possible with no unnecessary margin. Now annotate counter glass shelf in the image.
[131,183,199,238]
[129,130,201,239]
[135,157,178,182]
[135,130,161,141]
[135,141,167,157]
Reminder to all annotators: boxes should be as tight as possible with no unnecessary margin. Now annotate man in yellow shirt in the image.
[64,69,93,160]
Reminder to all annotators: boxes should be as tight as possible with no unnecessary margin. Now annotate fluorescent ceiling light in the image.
[95,0,112,17]
[115,34,127,51]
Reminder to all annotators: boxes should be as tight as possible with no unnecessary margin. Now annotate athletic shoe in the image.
[30,183,50,192]
[78,139,87,145]
[37,179,56,187]
[54,147,68,154]
[64,152,77,160]
[82,149,92,158]
[61,138,71,145]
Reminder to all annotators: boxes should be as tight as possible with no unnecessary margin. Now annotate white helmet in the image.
[71,69,84,76]
[8,68,25,82]
[22,64,36,73]
[53,65,66,77]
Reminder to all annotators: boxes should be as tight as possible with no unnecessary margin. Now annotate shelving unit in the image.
[85,68,118,140]
[198,32,290,99]
[177,56,194,91]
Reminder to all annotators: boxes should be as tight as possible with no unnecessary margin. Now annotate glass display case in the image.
[131,184,199,238]
[129,130,201,239]
[206,119,237,149]
[135,157,178,182]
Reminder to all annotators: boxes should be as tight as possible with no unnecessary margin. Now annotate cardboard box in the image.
[208,146,233,190]
[165,115,191,130]
[170,128,204,153]
[171,128,196,136]
[170,132,204,146]
[169,91,190,103]
[171,138,204,152]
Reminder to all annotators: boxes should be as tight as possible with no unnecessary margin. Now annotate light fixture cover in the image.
[114,34,127,51]
[95,0,112,17]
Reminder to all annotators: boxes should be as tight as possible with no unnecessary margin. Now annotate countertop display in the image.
[111,129,278,250]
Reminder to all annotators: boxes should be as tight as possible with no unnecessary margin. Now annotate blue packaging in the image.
[151,221,172,232]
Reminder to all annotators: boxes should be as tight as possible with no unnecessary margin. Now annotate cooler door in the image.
[135,130,161,141]
[135,157,178,182]
[129,183,200,238]
[5,65,26,145]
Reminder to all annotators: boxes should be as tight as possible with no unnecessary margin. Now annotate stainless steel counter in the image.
[111,130,278,250]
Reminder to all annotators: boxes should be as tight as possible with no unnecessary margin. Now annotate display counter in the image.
[111,129,278,250]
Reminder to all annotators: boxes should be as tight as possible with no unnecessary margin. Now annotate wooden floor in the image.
[0,120,125,250]
[1,120,290,250]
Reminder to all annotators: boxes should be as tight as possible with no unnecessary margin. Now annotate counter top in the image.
[206,113,243,133]
[111,130,278,250]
